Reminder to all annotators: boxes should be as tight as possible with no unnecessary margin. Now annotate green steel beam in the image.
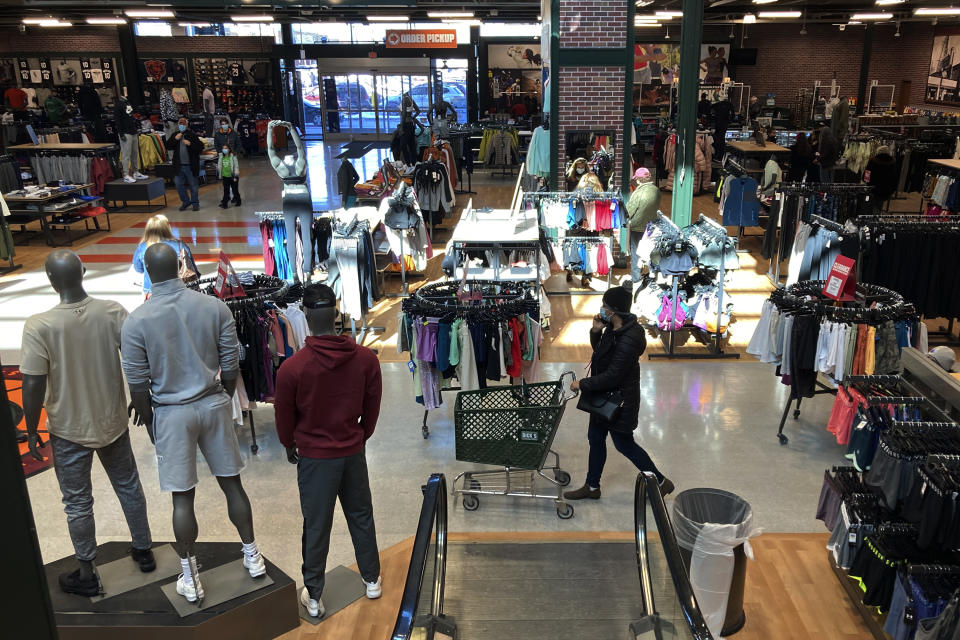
[670,0,703,227]
[549,0,559,191]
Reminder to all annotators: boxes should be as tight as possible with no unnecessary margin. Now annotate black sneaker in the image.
[218,202,228,209]
[59,568,101,597]
[130,547,156,573]
[232,199,241,206]
[192,204,199,211]
[179,203,190,211]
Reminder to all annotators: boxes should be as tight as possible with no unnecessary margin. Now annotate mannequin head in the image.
[302,283,338,336]
[45,250,86,303]
[144,243,179,287]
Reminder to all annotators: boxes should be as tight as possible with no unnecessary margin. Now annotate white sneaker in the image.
[132,171,149,180]
[364,576,382,599]
[243,552,266,578]
[122,175,136,183]
[176,573,204,603]
[300,586,324,618]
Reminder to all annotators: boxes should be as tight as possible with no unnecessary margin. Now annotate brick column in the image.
[553,0,630,189]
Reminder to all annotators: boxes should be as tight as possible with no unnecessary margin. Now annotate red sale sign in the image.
[823,255,857,301]
[213,251,246,300]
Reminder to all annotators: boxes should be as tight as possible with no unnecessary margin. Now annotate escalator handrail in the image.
[634,472,714,640]
[391,473,447,640]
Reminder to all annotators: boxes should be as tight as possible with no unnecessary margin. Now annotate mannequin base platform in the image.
[47,541,299,640]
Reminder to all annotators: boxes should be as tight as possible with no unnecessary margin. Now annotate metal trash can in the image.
[672,488,759,637]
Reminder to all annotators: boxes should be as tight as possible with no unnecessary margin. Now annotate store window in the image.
[292,23,352,44]
[291,22,469,45]
[437,59,469,123]
[480,23,541,38]
[223,22,283,44]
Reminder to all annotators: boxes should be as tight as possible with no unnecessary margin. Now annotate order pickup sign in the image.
[823,255,857,301]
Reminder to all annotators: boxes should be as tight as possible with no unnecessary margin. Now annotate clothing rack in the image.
[769,282,916,444]
[650,213,740,360]
[401,279,538,438]
[189,274,291,453]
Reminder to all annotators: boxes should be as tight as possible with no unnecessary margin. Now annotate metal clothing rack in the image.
[524,188,624,297]
[650,213,741,360]
[401,279,539,438]
[768,281,916,444]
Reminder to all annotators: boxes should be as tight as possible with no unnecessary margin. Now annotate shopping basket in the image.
[451,371,579,519]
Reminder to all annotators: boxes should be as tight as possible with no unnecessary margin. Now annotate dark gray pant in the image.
[50,430,152,562]
[298,451,379,599]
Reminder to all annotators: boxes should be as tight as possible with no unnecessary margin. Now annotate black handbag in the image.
[576,387,624,422]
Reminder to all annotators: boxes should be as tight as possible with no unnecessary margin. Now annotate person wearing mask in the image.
[217,144,241,209]
[274,283,383,620]
[214,118,240,157]
[165,117,202,211]
[564,286,673,500]
[864,145,898,213]
[626,168,660,282]
[698,93,713,121]
[566,158,589,191]
[814,126,839,184]
[788,132,814,182]
[132,214,196,296]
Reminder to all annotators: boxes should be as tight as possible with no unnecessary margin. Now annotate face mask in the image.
[576,167,586,175]
[599,307,610,321]
[222,148,229,154]
[178,124,186,132]
[221,124,229,131]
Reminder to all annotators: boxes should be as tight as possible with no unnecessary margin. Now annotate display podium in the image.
[47,541,299,640]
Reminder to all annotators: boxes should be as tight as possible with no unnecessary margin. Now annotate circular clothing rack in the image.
[189,274,291,307]
[403,279,538,320]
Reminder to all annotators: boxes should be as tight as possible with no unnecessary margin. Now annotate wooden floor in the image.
[278,532,871,640]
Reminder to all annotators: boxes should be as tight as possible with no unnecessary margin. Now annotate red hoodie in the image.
[274,335,382,459]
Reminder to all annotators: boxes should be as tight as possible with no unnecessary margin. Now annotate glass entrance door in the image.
[376,74,429,134]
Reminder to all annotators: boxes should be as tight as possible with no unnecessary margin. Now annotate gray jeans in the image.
[50,430,152,562]
[628,229,644,282]
[119,133,139,176]
[298,451,379,599]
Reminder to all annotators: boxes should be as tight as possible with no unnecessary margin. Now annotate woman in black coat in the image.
[565,287,673,500]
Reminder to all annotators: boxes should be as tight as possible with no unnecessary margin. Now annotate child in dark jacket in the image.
[217,143,241,208]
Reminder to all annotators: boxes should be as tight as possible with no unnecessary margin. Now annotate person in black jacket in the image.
[565,287,673,500]
[165,117,203,211]
[864,146,899,213]
[336,158,359,209]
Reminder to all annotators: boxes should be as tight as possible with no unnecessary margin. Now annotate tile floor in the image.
[4,142,851,600]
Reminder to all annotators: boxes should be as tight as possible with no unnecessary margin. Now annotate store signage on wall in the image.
[823,255,857,301]
[384,29,457,49]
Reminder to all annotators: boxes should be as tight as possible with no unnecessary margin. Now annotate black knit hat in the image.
[602,286,632,314]
[303,283,337,309]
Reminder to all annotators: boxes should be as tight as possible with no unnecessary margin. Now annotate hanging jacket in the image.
[337,159,360,197]
[159,89,179,123]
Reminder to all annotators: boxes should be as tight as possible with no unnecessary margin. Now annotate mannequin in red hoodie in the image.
[273,283,383,619]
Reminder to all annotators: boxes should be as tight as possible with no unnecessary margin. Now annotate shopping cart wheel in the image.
[463,495,480,511]
[556,503,574,519]
[554,470,571,487]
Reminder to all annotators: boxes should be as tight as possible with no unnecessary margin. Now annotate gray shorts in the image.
[153,393,245,492]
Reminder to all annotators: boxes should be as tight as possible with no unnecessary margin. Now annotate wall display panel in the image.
[488,44,542,69]
[928,27,960,104]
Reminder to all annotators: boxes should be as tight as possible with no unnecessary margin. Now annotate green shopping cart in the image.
[451,371,579,519]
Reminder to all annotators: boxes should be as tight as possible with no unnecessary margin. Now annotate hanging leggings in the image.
[282,185,313,280]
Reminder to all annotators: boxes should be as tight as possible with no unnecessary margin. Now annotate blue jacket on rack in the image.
[722,176,760,227]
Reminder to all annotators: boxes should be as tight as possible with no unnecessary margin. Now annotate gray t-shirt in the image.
[20,297,130,447]
[179,138,189,164]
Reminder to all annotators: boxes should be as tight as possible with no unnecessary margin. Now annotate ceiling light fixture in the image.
[441,19,481,25]
[758,10,802,17]
[743,13,757,23]
[86,17,127,25]
[655,10,683,17]
[124,9,175,18]
[634,22,662,27]
[636,15,664,20]
[41,21,72,27]
[635,0,654,6]
[851,12,894,19]
[366,15,409,21]
[665,25,671,38]
[895,20,902,35]
[876,0,905,4]
[231,14,274,22]
[427,11,474,18]
[729,23,736,37]
[752,0,778,4]
[178,22,211,27]
[915,7,960,15]
[22,17,57,24]
[848,20,863,24]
